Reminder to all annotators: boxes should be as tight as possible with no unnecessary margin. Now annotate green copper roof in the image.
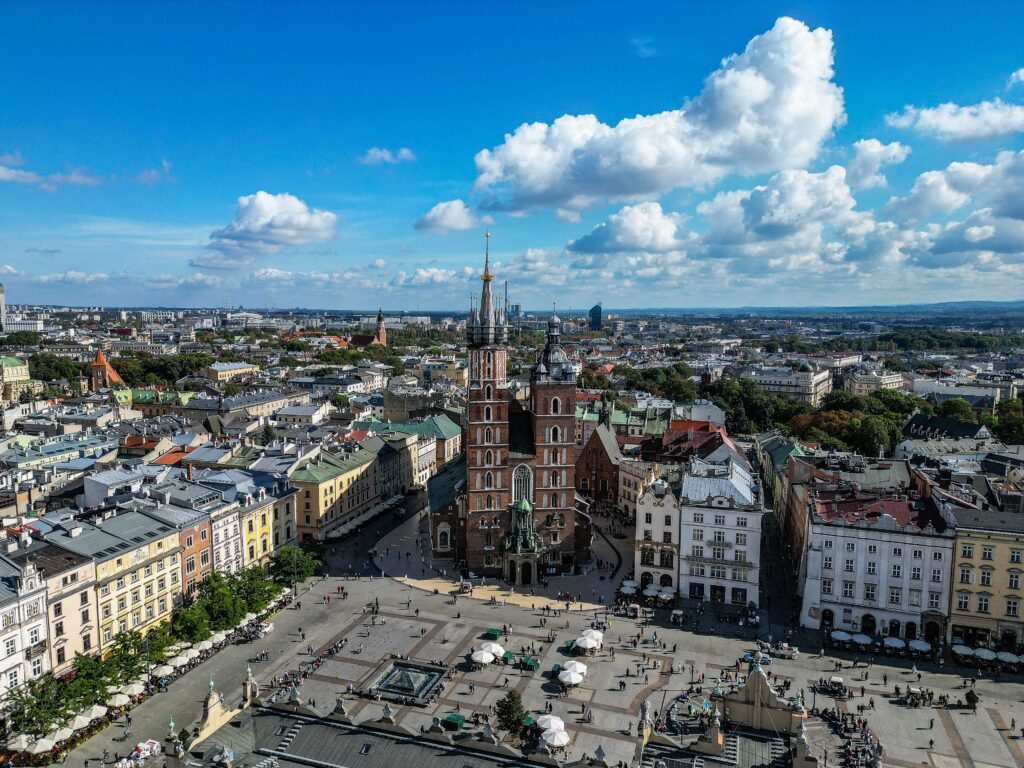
[0,356,26,367]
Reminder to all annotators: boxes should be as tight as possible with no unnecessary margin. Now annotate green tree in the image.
[231,566,282,612]
[993,398,1024,444]
[28,352,85,382]
[195,572,248,630]
[6,673,69,737]
[330,393,350,409]
[171,602,212,642]
[937,397,975,423]
[495,689,528,740]
[107,629,147,683]
[269,545,320,586]
[259,423,278,444]
[853,415,894,457]
[3,330,42,346]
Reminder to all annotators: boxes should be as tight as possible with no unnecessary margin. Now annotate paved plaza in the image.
[63,567,1024,768]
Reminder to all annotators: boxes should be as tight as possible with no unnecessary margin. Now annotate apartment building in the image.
[800,493,955,643]
[949,507,1024,650]
[133,502,213,595]
[742,367,833,407]
[619,459,656,521]
[849,369,904,396]
[43,512,182,652]
[292,448,378,543]
[6,539,97,677]
[0,555,49,700]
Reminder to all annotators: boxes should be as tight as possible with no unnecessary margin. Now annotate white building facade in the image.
[799,502,955,643]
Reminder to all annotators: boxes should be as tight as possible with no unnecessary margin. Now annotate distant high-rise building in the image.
[0,283,6,333]
[508,303,522,319]
[589,303,602,331]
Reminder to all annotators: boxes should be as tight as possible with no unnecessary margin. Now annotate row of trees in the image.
[6,547,319,738]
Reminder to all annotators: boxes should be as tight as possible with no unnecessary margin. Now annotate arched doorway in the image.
[640,571,653,588]
[520,561,533,586]
[821,609,834,629]
[888,619,901,638]
[508,560,517,584]
[1001,630,1018,651]
[660,574,673,588]
[860,614,876,636]
[924,622,942,643]
[904,622,917,640]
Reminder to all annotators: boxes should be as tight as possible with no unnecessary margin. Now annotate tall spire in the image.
[467,231,506,347]
[482,230,493,282]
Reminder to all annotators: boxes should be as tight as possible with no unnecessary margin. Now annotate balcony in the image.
[25,640,48,660]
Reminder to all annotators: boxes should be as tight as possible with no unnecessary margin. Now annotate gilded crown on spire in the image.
[482,231,494,282]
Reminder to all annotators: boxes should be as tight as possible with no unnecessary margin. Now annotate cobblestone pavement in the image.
[63,569,1024,768]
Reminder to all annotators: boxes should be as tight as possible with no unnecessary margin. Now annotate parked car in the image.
[742,650,772,665]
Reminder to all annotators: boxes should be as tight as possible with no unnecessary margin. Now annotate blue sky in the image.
[1,1,1023,310]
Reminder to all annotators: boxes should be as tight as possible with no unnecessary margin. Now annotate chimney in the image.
[69,526,82,538]
[19,530,30,547]
[187,463,193,481]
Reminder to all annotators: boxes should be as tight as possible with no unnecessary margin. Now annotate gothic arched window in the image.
[551,426,561,444]
[486,494,494,510]
[485,449,493,466]
[550,471,560,488]
[551,397,560,415]
[484,427,492,443]
[485,384,492,400]
[512,464,532,503]
[485,471,494,489]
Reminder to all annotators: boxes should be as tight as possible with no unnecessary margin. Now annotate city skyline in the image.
[2,2,1023,309]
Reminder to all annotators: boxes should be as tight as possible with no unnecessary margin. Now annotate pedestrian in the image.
[929,718,934,729]
[928,739,934,750]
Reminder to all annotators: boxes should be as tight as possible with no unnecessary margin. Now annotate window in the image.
[55,621,64,637]
[961,543,974,558]
[52,601,62,617]
[823,556,833,570]
[928,592,941,609]
[691,545,704,558]
[866,561,876,576]
[4,638,15,657]
[693,512,703,523]
[909,590,921,607]
[844,559,855,572]
[1008,599,1020,618]
[736,516,747,528]
[31,658,41,677]
[6,670,18,689]
[736,533,747,546]
[982,546,994,561]
[931,569,942,583]
[842,582,854,598]
[693,529,704,541]
[56,646,66,666]
[821,578,832,595]
[81,609,89,624]
[713,531,726,543]
[933,551,944,561]
[957,593,970,611]
[959,567,972,584]
[712,547,726,561]
[891,564,901,578]
[28,627,39,645]
[864,584,876,602]
[981,570,993,586]
[823,539,833,549]
[888,587,902,605]
[845,542,856,552]
[664,515,672,527]
[913,549,923,559]
[1012,550,1023,564]
[1010,573,1021,590]
[911,567,921,580]
[892,547,902,558]
[662,532,672,544]
[978,595,990,613]
[714,514,726,526]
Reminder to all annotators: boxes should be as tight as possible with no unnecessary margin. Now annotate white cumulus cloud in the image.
[1008,69,1024,89]
[846,139,910,189]
[360,147,416,165]
[414,199,477,233]
[34,271,108,284]
[143,272,221,289]
[205,191,337,265]
[472,17,844,216]
[886,99,1024,140]
[568,202,687,254]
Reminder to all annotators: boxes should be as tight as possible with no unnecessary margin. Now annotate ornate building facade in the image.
[431,238,592,584]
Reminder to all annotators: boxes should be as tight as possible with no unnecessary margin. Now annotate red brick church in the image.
[429,237,592,584]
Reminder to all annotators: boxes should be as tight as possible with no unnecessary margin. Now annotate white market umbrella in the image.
[558,670,584,686]
[621,579,638,588]
[244,612,257,623]
[210,632,228,643]
[851,634,872,645]
[642,586,660,597]
[87,704,108,720]
[105,684,120,695]
[195,640,214,652]
[151,664,174,677]
[106,693,131,708]
[883,637,906,649]
[536,714,565,731]
[70,713,92,731]
[122,682,146,696]
[574,636,600,650]
[619,586,636,595]
[182,648,201,661]
[481,642,505,656]
[951,645,973,657]
[542,729,571,747]
[997,651,1020,664]
[169,641,191,652]
[167,655,189,668]
[975,648,997,661]
[830,630,852,642]
[657,591,674,601]
[46,727,74,743]
[470,650,495,664]
[563,660,588,675]
[909,640,931,652]
[26,738,55,755]
[580,629,603,641]
[7,734,32,751]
